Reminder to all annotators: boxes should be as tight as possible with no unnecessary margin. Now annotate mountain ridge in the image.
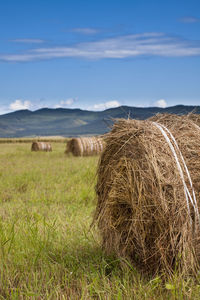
[0,105,199,137]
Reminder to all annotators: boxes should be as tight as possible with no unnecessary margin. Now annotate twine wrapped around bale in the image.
[66,137,104,156]
[94,116,200,276]
[31,142,52,152]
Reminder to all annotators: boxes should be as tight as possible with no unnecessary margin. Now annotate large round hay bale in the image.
[94,116,200,275]
[66,137,104,156]
[31,142,52,152]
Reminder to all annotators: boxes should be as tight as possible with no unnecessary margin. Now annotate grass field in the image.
[0,143,200,299]
[0,137,67,143]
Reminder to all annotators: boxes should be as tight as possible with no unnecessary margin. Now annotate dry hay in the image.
[187,113,200,127]
[94,115,200,276]
[66,137,104,156]
[149,112,200,127]
[31,141,52,152]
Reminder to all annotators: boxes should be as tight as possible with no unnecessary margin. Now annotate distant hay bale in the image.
[66,137,104,156]
[31,142,52,152]
[94,116,200,276]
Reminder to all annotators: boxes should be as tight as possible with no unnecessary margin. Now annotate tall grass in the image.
[0,143,199,299]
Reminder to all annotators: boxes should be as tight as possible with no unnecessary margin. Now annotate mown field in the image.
[0,143,200,299]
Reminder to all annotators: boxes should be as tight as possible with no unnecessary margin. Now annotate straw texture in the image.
[66,137,104,156]
[94,116,200,275]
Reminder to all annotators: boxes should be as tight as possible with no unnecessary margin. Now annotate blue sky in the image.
[0,0,200,114]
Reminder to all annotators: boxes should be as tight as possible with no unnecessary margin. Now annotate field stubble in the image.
[0,143,199,299]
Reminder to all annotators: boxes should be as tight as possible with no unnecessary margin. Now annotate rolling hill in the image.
[0,105,199,137]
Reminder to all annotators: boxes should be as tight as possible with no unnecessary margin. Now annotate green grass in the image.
[0,137,67,143]
[0,143,200,299]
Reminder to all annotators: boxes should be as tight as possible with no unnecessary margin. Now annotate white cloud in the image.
[91,100,121,111]
[9,100,32,111]
[179,17,200,23]
[11,39,45,44]
[61,98,74,106]
[71,27,98,35]
[1,32,200,62]
[0,106,10,115]
[54,98,75,108]
[155,99,167,108]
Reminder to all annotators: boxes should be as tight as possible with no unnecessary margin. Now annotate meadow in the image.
[0,143,200,299]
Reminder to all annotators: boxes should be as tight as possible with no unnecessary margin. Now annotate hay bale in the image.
[94,116,200,275]
[31,142,52,152]
[66,137,104,156]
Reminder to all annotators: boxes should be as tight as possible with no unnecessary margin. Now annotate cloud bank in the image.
[1,32,200,62]
[70,27,99,35]
[179,17,200,23]
[154,99,167,108]
[54,98,75,108]
[11,39,45,44]
[9,100,32,110]
[90,100,121,111]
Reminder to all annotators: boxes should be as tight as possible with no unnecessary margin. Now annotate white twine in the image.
[153,122,200,225]
[161,123,199,216]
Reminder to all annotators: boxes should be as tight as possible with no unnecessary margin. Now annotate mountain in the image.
[0,105,199,137]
